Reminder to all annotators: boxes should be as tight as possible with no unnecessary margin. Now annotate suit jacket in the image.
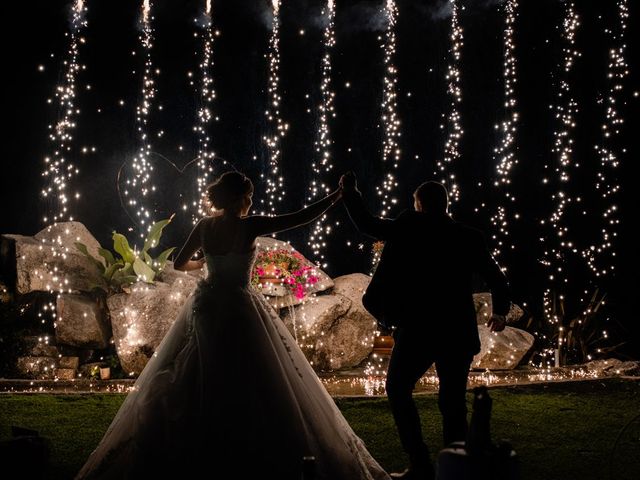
[343,190,511,356]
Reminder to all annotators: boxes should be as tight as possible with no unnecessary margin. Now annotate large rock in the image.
[56,293,111,349]
[107,278,196,375]
[472,325,534,370]
[281,274,378,371]
[582,358,640,377]
[159,261,204,287]
[473,292,524,325]
[1,222,106,295]
[16,356,57,379]
[283,294,351,341]
[255,237,334,309]
[332,273,370,310]
[23,335,59,357]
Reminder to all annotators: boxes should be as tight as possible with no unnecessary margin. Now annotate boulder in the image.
[583,358,640,376]
[281,274,378,371]
[158,261,204,287]
[282,294,351,341]
[472,325,534,370]
[55,368,76,380]
[473,292,524,325]
[58,356,79,370]
[23,336,59,358]
[107,279,195,375]
[55,293,111,349]
[1,222,107,295]
[16,356,57,379]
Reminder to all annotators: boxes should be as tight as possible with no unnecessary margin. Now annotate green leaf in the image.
[74,242,105,273]
[143,214,175,254]
[103,261,124,281]
[112,233,136,264]
[98,248,116,267]
[153,247,176,273]
[111,262,133,281]
[112,275,139,287]
[133,257,156,283]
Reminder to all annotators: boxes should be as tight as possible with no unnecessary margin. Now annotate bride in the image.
[76,171,390,479]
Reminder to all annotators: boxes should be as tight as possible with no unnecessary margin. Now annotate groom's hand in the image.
[487,314,507,332]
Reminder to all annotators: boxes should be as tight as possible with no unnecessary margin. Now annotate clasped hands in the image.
[487,314,507,332]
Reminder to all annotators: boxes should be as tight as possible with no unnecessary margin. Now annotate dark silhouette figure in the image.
[340,173,511,480]
[76,172,390,479]
[438,386,519,480]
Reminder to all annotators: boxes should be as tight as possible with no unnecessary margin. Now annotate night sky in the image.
[2,1,639,354]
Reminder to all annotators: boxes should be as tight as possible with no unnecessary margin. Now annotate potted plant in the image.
[252,249,319,300]
[373,330,394,355]
[100,365,111,380]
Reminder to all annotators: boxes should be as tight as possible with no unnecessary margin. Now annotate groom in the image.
[339,173,511,480]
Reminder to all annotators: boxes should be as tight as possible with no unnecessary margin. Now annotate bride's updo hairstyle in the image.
[205,171,254,213]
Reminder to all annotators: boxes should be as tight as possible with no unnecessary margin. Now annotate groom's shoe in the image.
[390,465,435,480]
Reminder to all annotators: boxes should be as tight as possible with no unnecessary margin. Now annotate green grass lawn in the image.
[1,379,639,480]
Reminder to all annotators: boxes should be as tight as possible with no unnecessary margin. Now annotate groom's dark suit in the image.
[342,188,510,468]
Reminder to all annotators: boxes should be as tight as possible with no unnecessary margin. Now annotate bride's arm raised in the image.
[246,189,342,237]
[173,219,206,271]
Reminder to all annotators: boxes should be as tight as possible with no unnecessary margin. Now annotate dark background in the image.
[2,1,639,355]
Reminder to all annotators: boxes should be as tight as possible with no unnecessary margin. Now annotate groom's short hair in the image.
[414,181,449,213]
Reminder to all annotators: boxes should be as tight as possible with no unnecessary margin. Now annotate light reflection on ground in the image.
[1,359,637,396]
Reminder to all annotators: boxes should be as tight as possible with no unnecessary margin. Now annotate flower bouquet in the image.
[252,249,319,300]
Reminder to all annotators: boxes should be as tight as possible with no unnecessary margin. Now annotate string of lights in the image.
[307,0,336,267]
[538,0,581,368]
[376,0,401,218]
[439,0,464,203]
[192,0,219,221]
[583,0,629,277]
[123,0,159,240]
[543,0,580,285]
[490,0,519,261]
[37,0,88,378]
[41,0,87,225]
[261,0,288,215]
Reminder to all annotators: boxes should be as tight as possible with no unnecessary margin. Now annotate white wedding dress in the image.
[76,247,390,479]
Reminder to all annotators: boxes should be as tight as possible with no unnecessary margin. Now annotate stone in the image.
[16,356,57,379]
[107,279,195,375]
[282,294,351,338]
[473,292,524,325]
[159,261,203,288]
[33,222,103,260]
[280,273,379,371]
[472,325,535,370]
[55,293,111,349]
[23,336,59,357]
[55,368,76,380]
[583,358,640,376]
[1,222,107,295]
[58,356,79,370]
[318,305,378,371]
[332,273,370,310]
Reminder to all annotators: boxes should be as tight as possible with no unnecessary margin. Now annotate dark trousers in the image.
[386,327,473,463]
